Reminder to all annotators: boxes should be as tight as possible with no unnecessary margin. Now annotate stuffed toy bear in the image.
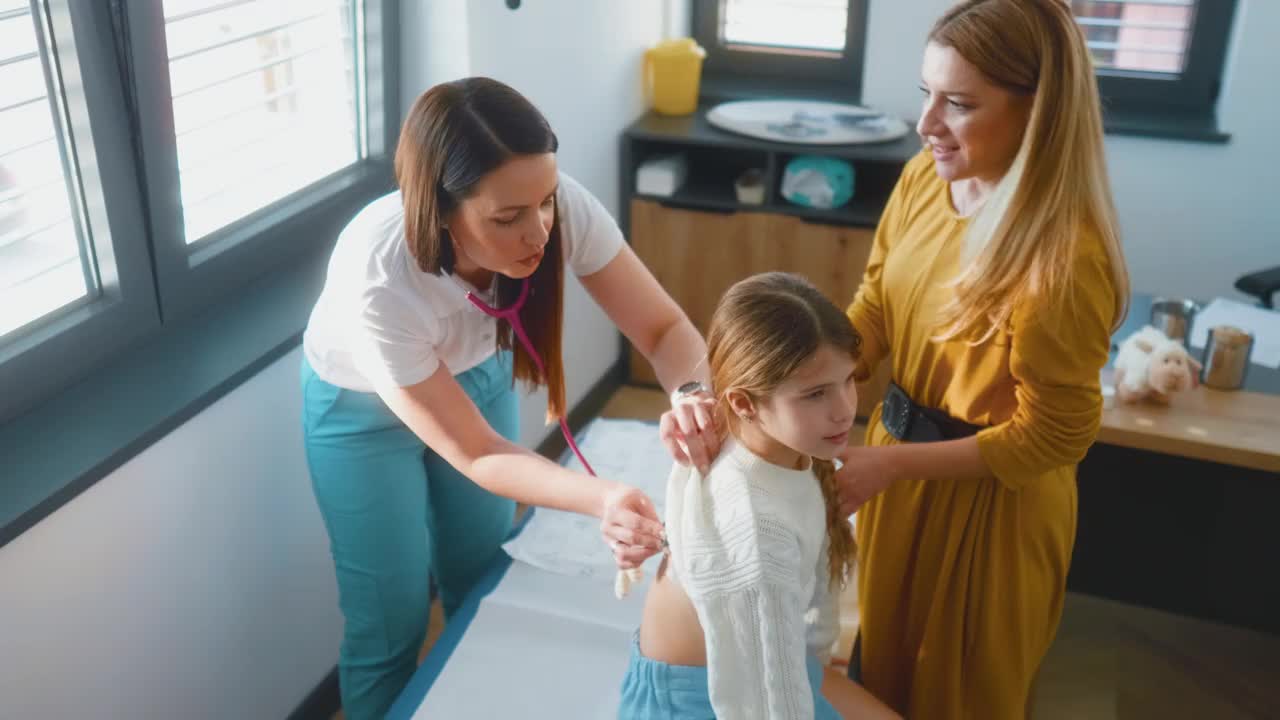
[1113,325,1201,404]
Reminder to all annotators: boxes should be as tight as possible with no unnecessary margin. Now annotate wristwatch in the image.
[673,380,709,401]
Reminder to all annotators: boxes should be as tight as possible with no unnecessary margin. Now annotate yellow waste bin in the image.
[644,38,705,116]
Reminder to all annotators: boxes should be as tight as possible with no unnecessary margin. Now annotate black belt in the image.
[881,381,983,442]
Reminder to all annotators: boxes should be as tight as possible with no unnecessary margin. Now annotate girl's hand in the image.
[658,390,719,474]
[600,483,666,569]
[834,445,901,517]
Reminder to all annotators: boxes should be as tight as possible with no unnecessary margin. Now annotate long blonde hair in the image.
[707,272,857,588]
[930,0,1129,342]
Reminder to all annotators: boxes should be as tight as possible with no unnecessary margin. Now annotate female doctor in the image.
[300,77,715,719]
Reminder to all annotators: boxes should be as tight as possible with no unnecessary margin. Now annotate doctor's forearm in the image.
[467,439,611,517]
[644,319,709,395]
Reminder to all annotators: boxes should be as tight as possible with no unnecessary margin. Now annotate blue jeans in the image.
[301,353,518,720]
[618,632,840,719]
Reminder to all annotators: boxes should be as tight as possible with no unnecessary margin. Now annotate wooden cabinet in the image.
[618,105,916,420]
[628,199,891,419]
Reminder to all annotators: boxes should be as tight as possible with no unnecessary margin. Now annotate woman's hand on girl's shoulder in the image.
[834,446,901,516]
[658,390,720,474]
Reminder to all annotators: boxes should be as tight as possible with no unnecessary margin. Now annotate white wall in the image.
[400,0,676,446]
[0,348,339,719]
[398,0,470,119]
[862,0,1277,302]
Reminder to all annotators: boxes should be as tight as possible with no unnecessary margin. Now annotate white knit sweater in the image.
[665,438,841,720]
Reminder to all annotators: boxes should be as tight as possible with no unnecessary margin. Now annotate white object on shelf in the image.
[635,153,687,197]
[734,168,765,204]
[706,99,911,145]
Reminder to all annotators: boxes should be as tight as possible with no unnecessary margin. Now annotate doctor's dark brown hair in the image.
[395,77,568,419]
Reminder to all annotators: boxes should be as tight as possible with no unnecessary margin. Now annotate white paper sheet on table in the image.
[485,560,650,632]
[1189,298,1280,369]
[502,419,672,582]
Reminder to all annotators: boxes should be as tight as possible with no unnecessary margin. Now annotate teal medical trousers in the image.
[301,353,518,720]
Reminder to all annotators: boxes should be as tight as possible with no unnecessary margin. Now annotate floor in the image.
[335,385,1280,719]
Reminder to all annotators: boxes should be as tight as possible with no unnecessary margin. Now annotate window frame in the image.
[691,0,869,103]
[0,0,160,424]
[0,0,399,425]
[123,0,399,322]
[1080,0,1239,136]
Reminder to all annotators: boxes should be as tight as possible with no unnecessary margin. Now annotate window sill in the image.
[0,245,329,549]
[1102,107,1230,144]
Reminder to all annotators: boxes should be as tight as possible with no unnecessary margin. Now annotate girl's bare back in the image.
[637,557,707,666]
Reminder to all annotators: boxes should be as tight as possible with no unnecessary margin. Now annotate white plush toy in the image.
[1113,325,1201,404]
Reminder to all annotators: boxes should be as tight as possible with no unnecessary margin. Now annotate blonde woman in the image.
[831,1,1130,717]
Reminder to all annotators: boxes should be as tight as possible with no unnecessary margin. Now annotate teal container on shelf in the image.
[781,156,855,209]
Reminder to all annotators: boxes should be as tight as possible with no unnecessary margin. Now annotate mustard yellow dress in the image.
[846,151,1117,719]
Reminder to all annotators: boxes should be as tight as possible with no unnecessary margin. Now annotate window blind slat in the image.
[1076,17,1185,31]
[1087,40,1184,54]
[0,50,37,69]
[167,11,326,62]
[1072,0,1196,74]
[163,0,258,25]
[170,40,341,100]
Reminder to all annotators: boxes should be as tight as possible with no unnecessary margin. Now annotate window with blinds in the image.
[0,0,394,425]
[693,0,866,103]
[0,0,93,338]
[720,0,849,55]
[1072,0,1198,75]
[162,0,364,244]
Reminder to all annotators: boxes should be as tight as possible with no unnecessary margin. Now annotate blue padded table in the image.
[386,419,667,719]
[385,546,517,720]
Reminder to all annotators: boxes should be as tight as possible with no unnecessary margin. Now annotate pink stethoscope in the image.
[462,276,597,476]
[461,273,671,581]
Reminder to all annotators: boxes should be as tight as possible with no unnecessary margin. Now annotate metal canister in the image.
[1200,325,1254,390]
[1149,298,1198,345]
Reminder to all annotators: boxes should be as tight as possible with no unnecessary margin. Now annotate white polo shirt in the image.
[303,172,624,392]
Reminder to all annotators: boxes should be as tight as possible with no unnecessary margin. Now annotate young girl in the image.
[618,273,898,719]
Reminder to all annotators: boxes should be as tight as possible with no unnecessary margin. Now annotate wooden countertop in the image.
[1099,294,1280,472]
[1099,369,1280,472]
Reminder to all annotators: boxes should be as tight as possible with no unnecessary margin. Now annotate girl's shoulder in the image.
[701,441,819,519]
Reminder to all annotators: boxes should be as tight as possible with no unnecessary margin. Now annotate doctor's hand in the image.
[659,390,720,474]
[834,445,901,517]
[600,483,665,570]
